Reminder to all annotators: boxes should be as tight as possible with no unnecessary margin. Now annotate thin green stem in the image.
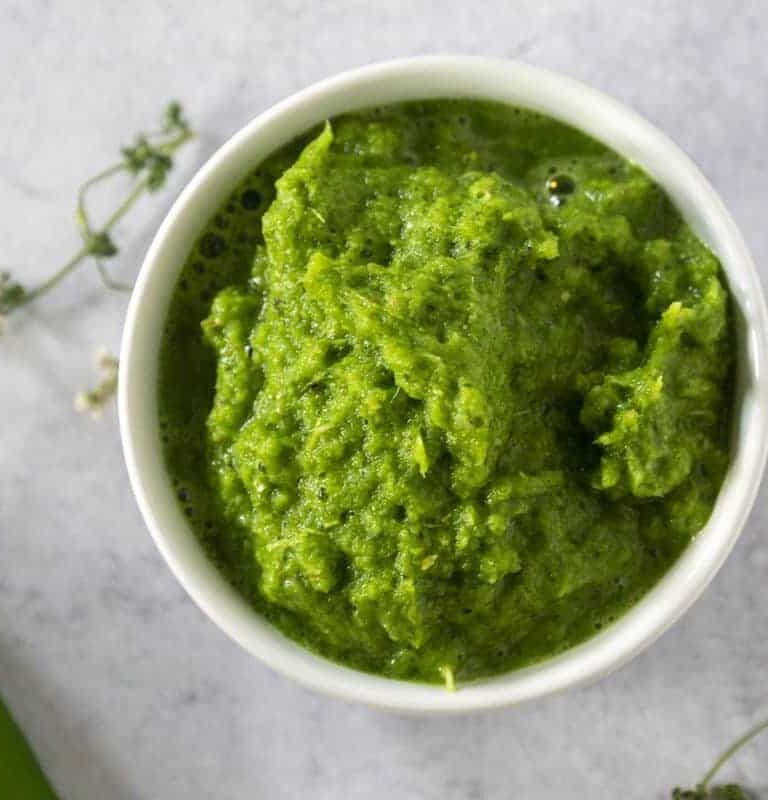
[101,176,151,231]
[77,163,125,207]
[156,129,194,155]
[18,176,147,304]
[700,719,768,790]
[2,104,194,317]
[23,132,190,302]
[18,246,91,306]
[76,163,126,237]
[84,130,192,235]
[95,261,132,292]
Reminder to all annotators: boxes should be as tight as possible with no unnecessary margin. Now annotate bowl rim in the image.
[119,54,768,713]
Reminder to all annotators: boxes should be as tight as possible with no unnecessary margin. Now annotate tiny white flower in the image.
[75,347,119,419]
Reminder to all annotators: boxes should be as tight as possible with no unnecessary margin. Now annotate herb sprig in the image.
[0,102,193,321]
[672,718,767,799]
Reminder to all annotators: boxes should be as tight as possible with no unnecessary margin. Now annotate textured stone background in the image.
[1,1,766,798]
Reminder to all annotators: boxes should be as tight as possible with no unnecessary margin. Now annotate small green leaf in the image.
[85,232,118,258]
[708,784,751,799]
[163,100,189,133]
[146,153,173,190]
[672,719,767,800]
[0,696,58,799]
[121,136,153,173]
[0,271,27,313]
[121,138,174,189]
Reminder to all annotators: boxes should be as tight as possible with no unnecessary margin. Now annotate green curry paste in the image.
[159,101,733,684]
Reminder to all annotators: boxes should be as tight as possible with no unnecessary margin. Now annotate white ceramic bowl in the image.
[119,55,768,713]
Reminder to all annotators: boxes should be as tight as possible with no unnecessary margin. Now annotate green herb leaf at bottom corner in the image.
[0,696,58,799]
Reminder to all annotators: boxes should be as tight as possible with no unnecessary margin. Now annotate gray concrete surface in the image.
[1,1,766,797]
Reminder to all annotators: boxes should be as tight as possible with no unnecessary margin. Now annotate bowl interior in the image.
[120,56,768,712]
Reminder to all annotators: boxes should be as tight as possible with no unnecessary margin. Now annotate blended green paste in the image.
[159,101,734,684]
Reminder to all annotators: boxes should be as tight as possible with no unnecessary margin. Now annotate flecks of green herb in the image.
[0,102,193,320]
[672,718,768,799]
[438,664,456,692]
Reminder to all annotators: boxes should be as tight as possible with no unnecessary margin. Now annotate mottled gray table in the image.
[2,2,767,798]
